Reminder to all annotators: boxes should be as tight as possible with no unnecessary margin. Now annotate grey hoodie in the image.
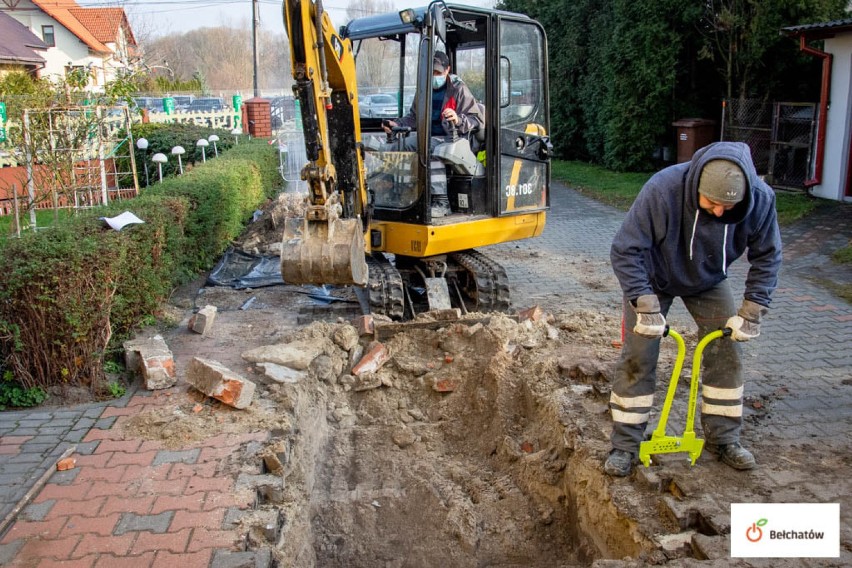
[610,141,782,307]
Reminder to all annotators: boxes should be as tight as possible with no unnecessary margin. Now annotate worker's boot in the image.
[705,442,756,470]
[603,449,636,477]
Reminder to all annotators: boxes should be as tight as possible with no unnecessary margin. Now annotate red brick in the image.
[37,556,97,568]
[185,476,231,495]
[34,483,92,503]
[84,481,136,499]
[100,495,155,516]
[106,451,157,468]
[71,533,134,557]
[94,552,156,568]
[18,535,81,561]
[352,343,389,376]
[150,493,205,515]
[152,549,212,568]
[45,497,106,519]
[76,466,127,483]
[60,513,120,537]
[137,476,188,497]
[1,519,67,543]
[95,440,142,454]
[167,461,217,480]
[169,509,225,532]
[0,444,22,455]
[130,528,191,555]
[185,528,239,552]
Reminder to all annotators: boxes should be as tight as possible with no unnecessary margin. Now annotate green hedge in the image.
[0,139,278,397]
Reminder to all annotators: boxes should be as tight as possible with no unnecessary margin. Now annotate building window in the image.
[42,25,55,47]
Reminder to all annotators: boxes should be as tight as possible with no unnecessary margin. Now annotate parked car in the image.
[187,98,225,112]
[360,93,399,119]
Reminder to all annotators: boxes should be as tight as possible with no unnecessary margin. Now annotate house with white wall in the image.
[0,0,136,90]
[784,19,852,202]
[0,10,48,77]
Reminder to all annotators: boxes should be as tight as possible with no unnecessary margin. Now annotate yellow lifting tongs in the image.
[639,327,733,468]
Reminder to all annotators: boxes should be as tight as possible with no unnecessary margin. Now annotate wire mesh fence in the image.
[721,98,817,190]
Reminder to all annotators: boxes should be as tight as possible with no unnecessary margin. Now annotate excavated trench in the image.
[236,314,659,566]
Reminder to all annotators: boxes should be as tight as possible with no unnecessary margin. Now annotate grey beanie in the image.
[698,160,746,204]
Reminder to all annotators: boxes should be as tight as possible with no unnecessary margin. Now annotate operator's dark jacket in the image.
[396,74,484,137]
[610,141,782,308]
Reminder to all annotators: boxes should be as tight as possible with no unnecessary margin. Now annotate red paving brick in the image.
[0,444,23,455]
[74,454,113,469]
[185,476,232,495]
[94,551,157,567]
[106,450,158,468]
[100,406,143,418]
[129,528,191,555]
[34,483,93,503]
[71,533,135,557]
[82,429,123,442]
[150,493,205,515]
[0,435,34,444]
[120,463,171,484]
[84,481,137,500]
[37,556,97,568]
[76,466,127,483]
[45,496,106,519]
[95,440,143,454]
[2,519,67,543]
[137,475,189,496]
[169,509,225,532]
[100,495,155,516]
[17,535,81,561]
[168,461,217,480]
[152,549,213,568]
[60,514,120,537]
[185,527,239,552]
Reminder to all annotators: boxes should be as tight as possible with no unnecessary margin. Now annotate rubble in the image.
[123,334,177,390]
[186,357,256,409]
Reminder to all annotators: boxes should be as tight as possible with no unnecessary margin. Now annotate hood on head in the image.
[686,141,758,223]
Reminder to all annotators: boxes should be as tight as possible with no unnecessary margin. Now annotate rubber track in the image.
[450,250,511,312]
[366,253,405,320]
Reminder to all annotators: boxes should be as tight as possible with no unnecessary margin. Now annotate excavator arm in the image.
[281,0,370,286]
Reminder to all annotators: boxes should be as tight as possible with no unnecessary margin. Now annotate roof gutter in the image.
[798,35,831,188]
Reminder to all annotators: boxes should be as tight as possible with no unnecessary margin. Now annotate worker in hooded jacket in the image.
[605,141,782,477]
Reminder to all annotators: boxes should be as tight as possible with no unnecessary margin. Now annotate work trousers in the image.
[609,280,745,453]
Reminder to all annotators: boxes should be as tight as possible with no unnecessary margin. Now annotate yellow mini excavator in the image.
[281,0,551,318]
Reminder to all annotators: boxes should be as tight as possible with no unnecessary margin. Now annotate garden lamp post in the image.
[196,138,209,163]
[208,134,219,157]
[152,153,167,183]
[171,145,185,174]
[136,137,149,186]
[231,128,242,145]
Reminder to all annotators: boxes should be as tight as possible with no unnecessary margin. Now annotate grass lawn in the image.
[551,160,820,225]
[0,208,75,238]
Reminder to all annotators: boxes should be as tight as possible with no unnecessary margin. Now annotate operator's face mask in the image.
[432,73,447,90]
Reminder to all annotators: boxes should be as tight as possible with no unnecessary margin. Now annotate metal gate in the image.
[767,103,817,190]
[721,99,817,190]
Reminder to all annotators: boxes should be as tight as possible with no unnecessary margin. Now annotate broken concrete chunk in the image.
[189,305,218,335]
[351,343,389,376]
[123,334,176,390]
[187,357,256,409]
[242,339,323,370]
[353,373,383,392]
[391,427,417,448]
[258,362,305,384]
[332,325,359,351]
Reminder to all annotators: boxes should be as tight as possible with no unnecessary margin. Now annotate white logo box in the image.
[731,503,839,558]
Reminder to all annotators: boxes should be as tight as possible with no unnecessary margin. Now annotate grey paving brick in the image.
[74,440,100,455]
[20,499,55,521]
[93,416,118,430]
[152,448,201,466]
[84,407,105,419]
[71,417,97,430]
[113,511,174,535]
[211,548,272,568]
[62,429,89,443]
[222,506,250,530]
[0,540,24,565]
[7,428,39,436]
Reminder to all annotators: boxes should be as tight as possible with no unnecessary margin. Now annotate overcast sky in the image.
[78,0,496,37]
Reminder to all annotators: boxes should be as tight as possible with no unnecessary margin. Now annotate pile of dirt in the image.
[234,192,309,255]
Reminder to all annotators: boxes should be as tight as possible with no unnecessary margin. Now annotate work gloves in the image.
[631,294,666,339]
[726,299,768,341]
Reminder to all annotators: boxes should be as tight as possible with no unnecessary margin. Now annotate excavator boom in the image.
[281,0,369,286]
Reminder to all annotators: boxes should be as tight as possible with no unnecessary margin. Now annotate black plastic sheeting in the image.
[207,248,284,289]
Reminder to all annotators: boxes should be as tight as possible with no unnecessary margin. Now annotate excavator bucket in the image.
[280,215,368,287]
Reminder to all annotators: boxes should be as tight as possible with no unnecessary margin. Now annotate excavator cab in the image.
[281,0,550,318]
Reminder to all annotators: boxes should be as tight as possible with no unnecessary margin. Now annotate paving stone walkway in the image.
[0,182,848,566]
